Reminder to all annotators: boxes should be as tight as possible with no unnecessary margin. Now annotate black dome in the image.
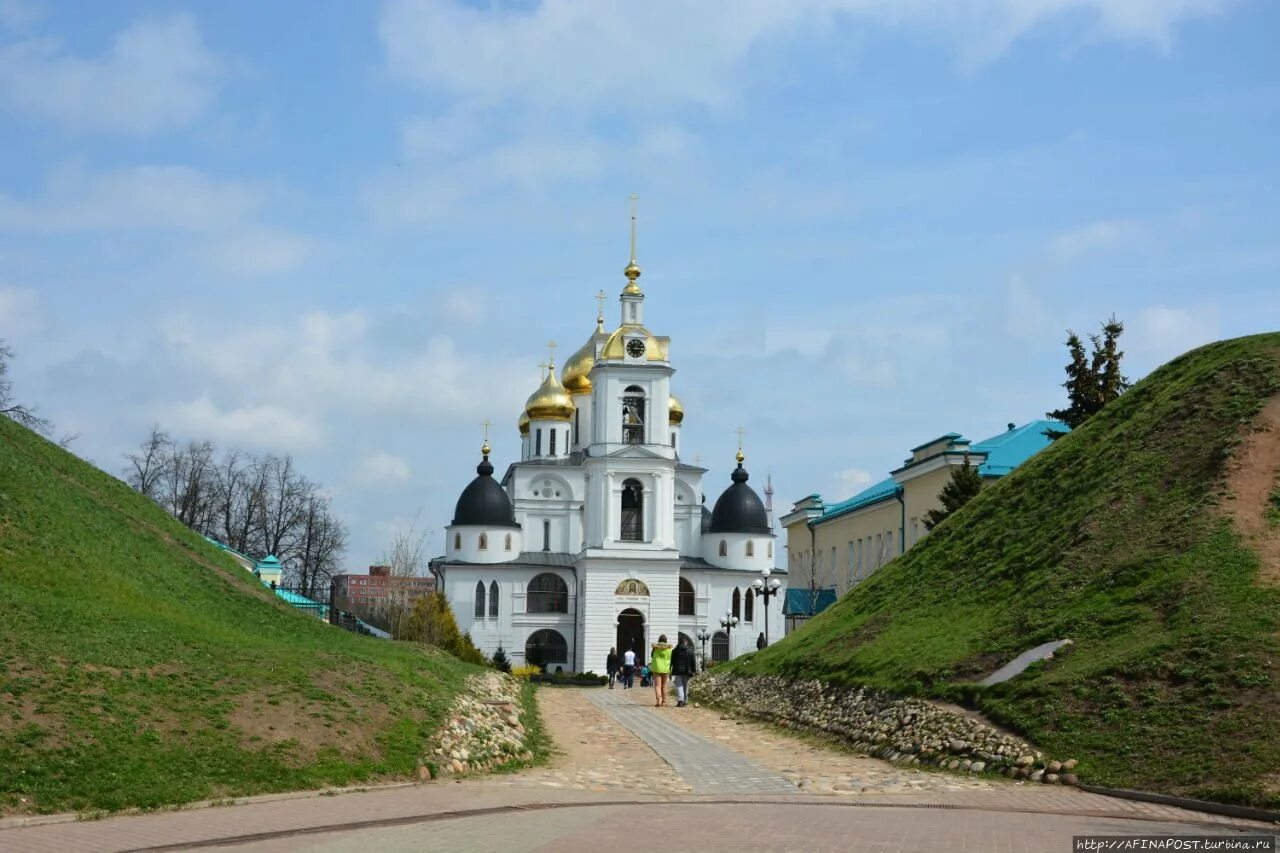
[700,504,712,533]
[708,464,771,534]
[452,455,519,528]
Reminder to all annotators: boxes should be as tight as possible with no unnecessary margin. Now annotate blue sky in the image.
[2,0,1278,569]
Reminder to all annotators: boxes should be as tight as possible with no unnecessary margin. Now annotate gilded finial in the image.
[735,426,745,465]
[546,340,557,370]
[481,418,492,457]
[623,193,642,295]
[595,289,607,329]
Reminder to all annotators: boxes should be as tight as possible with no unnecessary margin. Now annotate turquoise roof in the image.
[809,419,1068,527]
[256,554,282,569]
[783,587,837,617]
[909,432,966,453]
[971,419,1068,477]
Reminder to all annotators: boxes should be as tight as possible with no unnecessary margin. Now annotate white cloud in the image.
[0,15,223,134]
[1051,218,1146,260]
[378,0,1226,113]
[0,286,40,332]
[351,452,412,489]
[202,229,313,276]
[836,466,875,497]
[1129,304,1220,369]
[154,396,323,452]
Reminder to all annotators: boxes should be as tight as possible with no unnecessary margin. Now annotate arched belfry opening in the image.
[621,478,643,541]
[622,385,645,444]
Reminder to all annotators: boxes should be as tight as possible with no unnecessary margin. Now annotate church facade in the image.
[430,220,785,674]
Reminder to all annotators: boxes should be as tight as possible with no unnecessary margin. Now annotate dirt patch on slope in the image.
[1222,395,1280,585]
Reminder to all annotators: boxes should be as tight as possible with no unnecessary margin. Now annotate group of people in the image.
[606,634,698,707]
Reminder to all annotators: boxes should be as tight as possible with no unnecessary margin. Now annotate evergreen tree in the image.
[401,591,485,665]
[923,454,984,530]
[491,645,511,673]
[1046,316,1129,438]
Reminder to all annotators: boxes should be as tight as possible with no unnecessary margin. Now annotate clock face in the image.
[626,338,646,358]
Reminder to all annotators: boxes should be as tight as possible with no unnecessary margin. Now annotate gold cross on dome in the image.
[735,426,745,450]
[596,289,607,321]
[482,418,491,442]
[546,340,557,368]
[538,360,547,379]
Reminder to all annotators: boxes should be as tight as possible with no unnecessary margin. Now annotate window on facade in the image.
[474,581,485,618]
[527,573,568,613]
[479,533,488,550]
[505,533,512,551]
[621,478,643,541]
[671,432,675,447]
[489,581,499,618]
[542,519,551,551]
[732,587,741,619]
[746,540,755,557]
[525,629,568,666]
[712,631,729,662]
[453,532,461,550]
[718,540,727,557]
[535,428,542,456]
[622,385,645,444]
[768,541,773,559]
[678,577,695,616]
[574,409,580,445]
[745,588,755,622]
[549,429,556,456]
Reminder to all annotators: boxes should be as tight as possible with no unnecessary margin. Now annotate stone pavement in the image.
[2,686,1275,852]
[586,686,796,794]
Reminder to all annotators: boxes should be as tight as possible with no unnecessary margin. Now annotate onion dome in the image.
[517,410,529,436]
[669,393,684,425]
[452,443,519,528]
[562,311,610,396]
[524,359,575,422]
[709,453,771,534]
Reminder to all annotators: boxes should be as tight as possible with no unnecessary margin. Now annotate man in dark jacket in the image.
[670,636,697,707]
[606,647,620,689]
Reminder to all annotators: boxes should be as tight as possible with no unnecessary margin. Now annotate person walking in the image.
[649,635,673,707]
[671,635,697,707]
[606,647,619,689]
[622,647,637,689]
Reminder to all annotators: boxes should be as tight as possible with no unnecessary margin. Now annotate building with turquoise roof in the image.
[780,419,1066,632]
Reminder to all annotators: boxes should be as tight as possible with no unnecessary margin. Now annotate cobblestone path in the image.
[586,687,797,794]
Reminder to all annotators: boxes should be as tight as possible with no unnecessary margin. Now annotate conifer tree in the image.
[491,645,511,673]
[1046,316,1129,438]
[923,454,984,530]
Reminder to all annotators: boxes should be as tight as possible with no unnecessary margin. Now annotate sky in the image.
[2,0,1278,570]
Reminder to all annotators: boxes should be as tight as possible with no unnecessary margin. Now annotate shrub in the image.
[400,591,486,665]
[491,646,511,673]
[511,664,542,682]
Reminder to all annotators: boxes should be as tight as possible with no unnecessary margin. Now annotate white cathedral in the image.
[431,216,786,674]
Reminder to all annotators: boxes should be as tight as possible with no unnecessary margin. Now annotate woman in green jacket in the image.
[650,635,673,707]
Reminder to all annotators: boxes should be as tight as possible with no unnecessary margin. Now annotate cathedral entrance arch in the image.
[616,608,646,667]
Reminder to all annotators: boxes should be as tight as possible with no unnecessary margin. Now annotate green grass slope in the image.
[0,416,477,815]
[737,333,1280,807]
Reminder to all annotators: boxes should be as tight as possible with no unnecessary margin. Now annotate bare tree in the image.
[376,518,433,638]
[0,340,51,434]
[257,454,309,562]
[291,492,348,596]
[124,425,173,500]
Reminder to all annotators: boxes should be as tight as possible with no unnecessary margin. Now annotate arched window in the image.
[678,577,695,616]
[621,478,643,541]
[732,587,741,619]
[745,588,755,622]
[768,541,773,559]
[478,532,488,550]
[746,540,755,557]
[504,533,512,552]
[453,532,461,550]
[718,540,727,557]
[474,581,485,618]
[527,573,568,613]
[622,385,645,444]
[489,581,499,618]
[525,629,568,667]
[712,631,729,662]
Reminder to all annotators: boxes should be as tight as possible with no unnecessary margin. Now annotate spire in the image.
[623,193,642,296]
[764,472,775,529]
[735,425,746,465]
[546,340,557,371]
[481,418,492,458]
[595,289,607,331]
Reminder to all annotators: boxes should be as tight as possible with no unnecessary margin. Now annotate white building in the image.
[431,218,785,673]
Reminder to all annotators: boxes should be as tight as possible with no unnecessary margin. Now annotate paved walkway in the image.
[587,687,796,794]
[2,686,1275,852]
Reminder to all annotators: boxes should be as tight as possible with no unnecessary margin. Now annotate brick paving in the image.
[587,687,796,794]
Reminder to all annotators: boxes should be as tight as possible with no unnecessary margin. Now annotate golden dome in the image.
[598,324,669,361]
[524,361,575,422]
[668,393,684,425]
[517,410,530,436]
[562,317,609,396]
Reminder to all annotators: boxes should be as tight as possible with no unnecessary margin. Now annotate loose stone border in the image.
[695,673,1080,785]
[425,672,533,778]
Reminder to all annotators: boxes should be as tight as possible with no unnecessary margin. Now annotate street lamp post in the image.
[719,611,739,661]
[696,629,711,670]
[751,567,783,647]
